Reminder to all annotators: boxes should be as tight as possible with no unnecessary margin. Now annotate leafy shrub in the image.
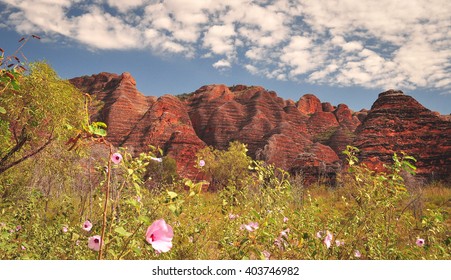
[0,62,84,174]
[196,141,253,191]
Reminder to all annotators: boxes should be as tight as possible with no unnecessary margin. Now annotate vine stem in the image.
[98,144,113,260]
[104,175,130,254]
[117,222,144,260]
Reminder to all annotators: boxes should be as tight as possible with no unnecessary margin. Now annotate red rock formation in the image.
[297,94,322,115]
[353,89,451,180]
[326,125,356,160]
[322,102,335,112]
[334,104,361,131]
[354,109,369,123]
[307,111,339,137]
[185,85,342,180]
[305,99,361,152]
[186,85,310,170]
[69,72,154,145]
[70,73,450,183]
[289,142,341,185]
[70,73,206,177]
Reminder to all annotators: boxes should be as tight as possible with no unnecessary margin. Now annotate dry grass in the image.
[422,182,451,227]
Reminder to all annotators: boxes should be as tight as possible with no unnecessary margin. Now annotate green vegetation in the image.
[0,137,449,259]
[175,92,195,101]
[196,141,253,191]
[313,126,339,143]
[0,62,85,175]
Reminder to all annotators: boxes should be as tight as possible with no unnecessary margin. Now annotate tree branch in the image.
[0,131,54,175]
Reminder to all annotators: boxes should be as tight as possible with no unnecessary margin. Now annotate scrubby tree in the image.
[196,141,253,191]
[0,61,85,174]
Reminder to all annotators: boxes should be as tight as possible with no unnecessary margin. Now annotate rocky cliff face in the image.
[70,73,206,177]
[184,84,361,182]
[352,90,451,180]
[69,74,451,183]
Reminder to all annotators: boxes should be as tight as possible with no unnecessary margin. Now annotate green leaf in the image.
[403,155,417,162]
[114,226,132,237]
[133,246,142,256]
[11,80,20,90]
[107,249,118,259]
[403,161,417,170]
[88,122,108,136]
[89,125,107,136]
[138,215,150,224]
[0,106,6,114]
[126,198,138,208]
[71,233,80,241]
[168,204,177,214]
[167,191,178,199]
[251,209,261,219]
[92,121,107,128]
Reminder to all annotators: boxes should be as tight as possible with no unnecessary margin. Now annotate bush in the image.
[0,62,84,175]
[196,141,253,191]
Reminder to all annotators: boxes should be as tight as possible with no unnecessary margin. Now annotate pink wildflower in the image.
[88,235,101,251]
[416,238,425,247]
[21,245,26,250]
[354,250,362,258]
[316,230,325,239]
[111,152,122,164]
[62,226,68,233]
[283,217,289,223]
[280,228,290,238]
[16,225,22,231]
[274,238,282,249]
[262,250,271,260]
[275,228,290,250]
[240,222,259,232]
[82,220,92,232]
[228,213,239,220]
[145,219,174,253]
[199,160,205,167]
[324,231,333,249]
[335,239,344,247]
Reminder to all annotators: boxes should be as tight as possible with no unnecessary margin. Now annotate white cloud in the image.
[279,35,323,77]
[394,38,449,88]
[107,0,145,13]
[72,8,141,49]
[342,41,364,52]
[212,59,231,69]
[1,0,450,92]
[2,0,72,35]
[202,24,236,55]
[308,64,338,82]
[245,64,259,75]
[144,3,173,30]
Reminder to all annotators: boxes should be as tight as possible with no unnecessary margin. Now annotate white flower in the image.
[151,157,163,163]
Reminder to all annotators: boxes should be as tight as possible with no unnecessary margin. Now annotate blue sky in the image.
[1,0,450,114]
